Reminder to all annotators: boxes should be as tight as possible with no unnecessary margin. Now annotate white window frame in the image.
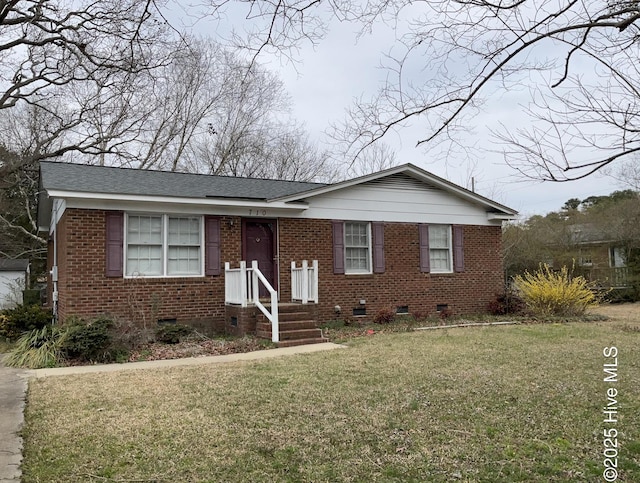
[578,250,593,267]
[124,213,204,278]
[344,221,372,275]
[429,224,453,274]
[610,246,626,268]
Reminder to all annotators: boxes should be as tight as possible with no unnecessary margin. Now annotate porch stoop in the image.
[255,303,328,347]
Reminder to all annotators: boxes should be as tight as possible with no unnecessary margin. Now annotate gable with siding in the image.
[297,173,499,225]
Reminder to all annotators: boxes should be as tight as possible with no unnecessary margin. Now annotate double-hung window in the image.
[429,225,452,273]
[126,214,203,277]
[344,222,371,274]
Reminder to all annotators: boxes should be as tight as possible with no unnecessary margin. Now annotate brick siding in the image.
[52,209,504,331]
[278,219,504,322]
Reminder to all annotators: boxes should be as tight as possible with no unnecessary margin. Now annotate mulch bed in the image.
[126,336,274,362]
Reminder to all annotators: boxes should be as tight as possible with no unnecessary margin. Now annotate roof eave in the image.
[488,213,519,221]
[45,190,310,211]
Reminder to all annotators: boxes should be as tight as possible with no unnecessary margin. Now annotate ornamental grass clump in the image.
[4,325,68,369]
[514,263,598,317]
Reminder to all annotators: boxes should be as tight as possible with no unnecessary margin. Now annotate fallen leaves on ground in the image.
[127,336,273,362]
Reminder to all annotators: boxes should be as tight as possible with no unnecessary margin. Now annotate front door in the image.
[243,219,277,297]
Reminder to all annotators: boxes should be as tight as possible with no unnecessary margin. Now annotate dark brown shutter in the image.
[419,224,430,273]
[372,222,385,273]
[105,211,124,277]
[205,216,221,276]
[332,221,345,274]
[453,225,465,273]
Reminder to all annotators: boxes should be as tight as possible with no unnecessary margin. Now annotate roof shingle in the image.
[40,162,326,200]
[0,259,29,271]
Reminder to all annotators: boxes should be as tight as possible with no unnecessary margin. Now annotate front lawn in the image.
[22,318,640,482]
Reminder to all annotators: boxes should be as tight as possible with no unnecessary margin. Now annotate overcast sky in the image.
[182,4,625,218]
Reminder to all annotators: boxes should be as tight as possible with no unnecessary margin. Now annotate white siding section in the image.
[300,174,497,225]
[0,271,25,309]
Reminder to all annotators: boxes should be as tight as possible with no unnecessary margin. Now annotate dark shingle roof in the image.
[40,162,326,200]
[0,259,29,271]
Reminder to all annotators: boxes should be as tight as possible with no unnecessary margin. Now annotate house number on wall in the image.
[248,209,267,216]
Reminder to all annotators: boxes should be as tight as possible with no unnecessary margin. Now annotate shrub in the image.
[487,292,526,315]
[2,304,52,339]
[439,307,454,320]
[373,307,396,324]
[514,264,598,317]
[605,287,640,304]
[110,318,155,350]
[155,324,194,344]
[4,325,68,369]
[62,316,115,362]
[410,310,428,321]
[0,314,16,340]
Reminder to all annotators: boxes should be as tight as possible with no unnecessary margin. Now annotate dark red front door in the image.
[243,220,277,296]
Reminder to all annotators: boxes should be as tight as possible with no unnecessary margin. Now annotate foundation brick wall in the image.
[53,209,504,331]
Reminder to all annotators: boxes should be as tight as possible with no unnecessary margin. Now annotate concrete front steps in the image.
[256,303,328,347]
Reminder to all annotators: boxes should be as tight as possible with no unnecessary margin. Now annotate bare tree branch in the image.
[204,0,640,181]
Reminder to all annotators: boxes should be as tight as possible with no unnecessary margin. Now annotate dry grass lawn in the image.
[21,305,640,482]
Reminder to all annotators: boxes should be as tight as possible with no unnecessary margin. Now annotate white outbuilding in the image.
[0,259,30,309]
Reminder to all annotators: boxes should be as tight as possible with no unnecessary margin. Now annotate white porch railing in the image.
[224,261,279,343]
[291,260,319,304]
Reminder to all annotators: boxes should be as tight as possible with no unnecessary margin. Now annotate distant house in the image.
[570,224,630,288]
[37,162,517,345]
[0,259,30,309]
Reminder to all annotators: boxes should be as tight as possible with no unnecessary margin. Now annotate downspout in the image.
[50,199,60,322]
[276,219,281,302]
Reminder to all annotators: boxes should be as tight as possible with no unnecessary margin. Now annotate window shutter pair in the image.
[419,224,464,273]
[105,212,221,277]
[332,221,385,274]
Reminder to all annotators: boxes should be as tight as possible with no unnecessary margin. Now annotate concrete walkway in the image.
[0,358,29,483]
[30,342,346,378]
[0,342,345,481]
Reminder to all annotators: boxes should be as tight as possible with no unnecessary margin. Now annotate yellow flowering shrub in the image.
[514,263,599,317]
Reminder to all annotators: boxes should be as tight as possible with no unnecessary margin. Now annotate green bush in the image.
[0,305,52,340]
[4,325,68,369]
[62,317,115,362]
[156,324,194,344]
[0,314,15,340]
[514,264,598,317]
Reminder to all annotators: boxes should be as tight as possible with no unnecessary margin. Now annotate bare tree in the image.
[67,38,231,172]
[0,0,175,161]
[1,0,169,108]
[178,50,334,182]
[345,142,397,178]
[605,156,640,191]
[0,146,45,260]
[202,0,640,182]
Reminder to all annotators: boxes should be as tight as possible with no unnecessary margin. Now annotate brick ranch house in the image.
[38,161,517,345]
